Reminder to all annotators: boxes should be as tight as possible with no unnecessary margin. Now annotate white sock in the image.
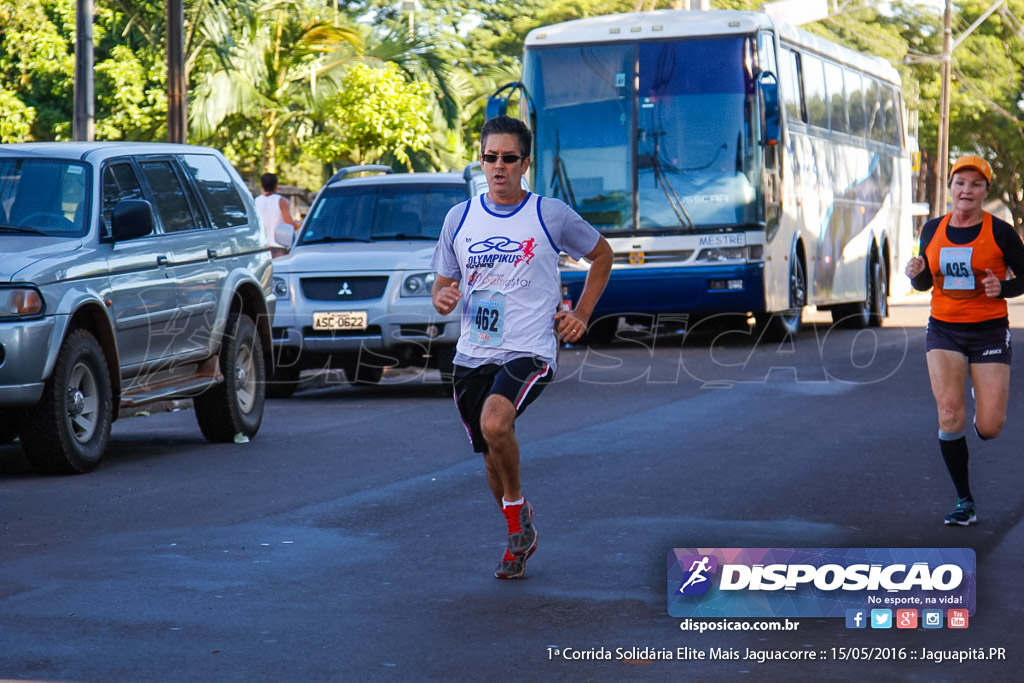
[502,497,525,509]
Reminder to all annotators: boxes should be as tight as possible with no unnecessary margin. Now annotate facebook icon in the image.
[845,609,867,629]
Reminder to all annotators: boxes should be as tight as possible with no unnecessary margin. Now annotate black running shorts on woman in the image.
[925,318,1012,365]
[453,357,553,453]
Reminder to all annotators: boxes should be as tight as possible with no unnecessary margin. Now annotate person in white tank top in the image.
[255,172,300,257]
[431,116,613,579]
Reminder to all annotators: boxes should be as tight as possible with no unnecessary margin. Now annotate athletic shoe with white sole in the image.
[944,497,977,526]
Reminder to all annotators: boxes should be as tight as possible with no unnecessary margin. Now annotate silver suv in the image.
[269,166,472,396]
[0,142,274,473]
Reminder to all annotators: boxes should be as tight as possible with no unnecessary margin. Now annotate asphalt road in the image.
[2,296,1023,681]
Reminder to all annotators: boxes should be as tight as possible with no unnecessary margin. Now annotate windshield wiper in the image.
[0,224,47,235]
[371,233,436,240]
[550,130,578,209]
[642,128,695,230]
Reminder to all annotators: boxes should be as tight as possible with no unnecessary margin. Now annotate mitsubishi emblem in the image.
[337,282,353,296]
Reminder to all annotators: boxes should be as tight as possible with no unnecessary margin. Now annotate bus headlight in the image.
[1,287,44,318]
[695,245,764,262]
[402,272,436,297]
[696,247,745,262]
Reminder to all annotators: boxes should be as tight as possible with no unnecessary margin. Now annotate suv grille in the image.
[301,276,388,302]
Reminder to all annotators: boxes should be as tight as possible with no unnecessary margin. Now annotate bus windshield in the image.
[525,36,761,234]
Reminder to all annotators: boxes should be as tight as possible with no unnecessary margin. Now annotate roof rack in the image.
[326,164,393,185]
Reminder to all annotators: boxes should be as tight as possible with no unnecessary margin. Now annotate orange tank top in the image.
[926,212,1008,323]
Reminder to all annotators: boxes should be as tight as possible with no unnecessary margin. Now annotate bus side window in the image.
[802,53,828,130]
[882,85,901,147]
[846,70,866,139]
[824,61,848,134]
[781,48,806,124]
[866,78,884,143]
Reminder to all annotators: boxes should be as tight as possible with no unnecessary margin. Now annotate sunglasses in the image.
[481,153,526,164]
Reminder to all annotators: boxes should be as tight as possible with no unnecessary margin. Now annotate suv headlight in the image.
[1,287,44,318]
[272,277,289,298]
[402,272,436,297]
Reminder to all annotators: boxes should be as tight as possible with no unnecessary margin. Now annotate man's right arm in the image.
[432,276,462,315]
[430,202,468,315]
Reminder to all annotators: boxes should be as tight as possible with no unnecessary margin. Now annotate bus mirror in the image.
[487,81,524,120]
[486,95,509,120]
[758,72,780,146]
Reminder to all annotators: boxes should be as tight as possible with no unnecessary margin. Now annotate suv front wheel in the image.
[194,312,266,441]
[20,329,113,474]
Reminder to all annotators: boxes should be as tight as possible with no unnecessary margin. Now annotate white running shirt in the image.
[432,193,599,371]
[255,193,292,248]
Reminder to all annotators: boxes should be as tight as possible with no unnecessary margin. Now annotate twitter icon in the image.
[870,609,892,629]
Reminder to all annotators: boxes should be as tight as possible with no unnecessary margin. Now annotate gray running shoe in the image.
[495,546,535,579]
[944,497,977,526]
[503,500,537,557]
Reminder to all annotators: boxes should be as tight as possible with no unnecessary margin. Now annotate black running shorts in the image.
[452,356,553,453]
[926,319,1012,365]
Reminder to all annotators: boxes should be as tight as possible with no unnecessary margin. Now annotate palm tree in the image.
[190,0,361,173]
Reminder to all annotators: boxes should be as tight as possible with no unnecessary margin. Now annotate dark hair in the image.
[260,173,279,192]
[480,116,532,158]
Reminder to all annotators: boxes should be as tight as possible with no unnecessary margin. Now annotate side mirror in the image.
[758,72,780,147]
[111,199,155,241]
[486,94,510,120]
[487,81,527,120]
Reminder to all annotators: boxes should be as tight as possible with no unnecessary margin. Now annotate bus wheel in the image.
[759,257,805,342]
[868,257,887,327]
[832,258,884,329]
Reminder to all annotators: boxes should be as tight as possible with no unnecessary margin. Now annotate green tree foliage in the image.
[303,61,433,168]
[941,0,1024,226]
[5,0,1024,214]
[0,88,36,143]
[94,45,169,140]
[0,0,75,140]
[190,0,362,174]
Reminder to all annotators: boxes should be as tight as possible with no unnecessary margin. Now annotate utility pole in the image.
[73,0,94,141]
[934,0,1006,214]
[167,0,187,143]
[935,0,953,216]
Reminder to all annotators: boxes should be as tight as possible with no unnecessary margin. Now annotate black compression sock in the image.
[939,435,972,501]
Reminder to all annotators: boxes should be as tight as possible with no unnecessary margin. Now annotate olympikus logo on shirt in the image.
[466,236,535,269]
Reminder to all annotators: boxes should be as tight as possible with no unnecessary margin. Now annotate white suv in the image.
[268,166,472,396]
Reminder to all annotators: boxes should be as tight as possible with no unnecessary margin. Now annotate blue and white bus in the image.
[494,10,914,339]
